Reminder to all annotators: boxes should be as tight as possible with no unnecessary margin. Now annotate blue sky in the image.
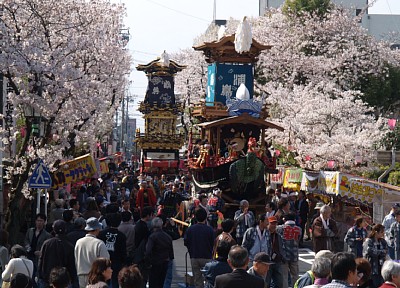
[117,0,400,129]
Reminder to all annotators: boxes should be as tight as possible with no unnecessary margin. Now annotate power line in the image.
[132,50,160,56]
[145,0,210,23]
[385,0,393,14]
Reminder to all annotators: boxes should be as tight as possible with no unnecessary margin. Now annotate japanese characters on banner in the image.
[270,166,285,184]
[99,159,109,175]
[52,154,97,188]
[318,171,338,194]
[1,75,16,157]
[301,170,320,192]
[145,75,175,106]
[278,167,398,205]
[283,168,302,190]
[206,63,253,105]
[338,173,384,203]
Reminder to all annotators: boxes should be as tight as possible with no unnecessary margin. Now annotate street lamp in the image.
[23,105,42,137]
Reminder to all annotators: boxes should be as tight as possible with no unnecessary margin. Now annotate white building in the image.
[259,0,400,42]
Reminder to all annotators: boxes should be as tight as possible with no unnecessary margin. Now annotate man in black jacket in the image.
[215,245,264,288]
[134,206,155,288]
[145,217,174,288]
[295,191,309,246]
[98,213,127,288]
[38,220,76,288]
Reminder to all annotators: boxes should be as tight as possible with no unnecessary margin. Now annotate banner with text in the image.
[338,173,384,203]
[318,171,338,194]
[283,168,303,189]
[52,154,97,188]
[270,166,285,184]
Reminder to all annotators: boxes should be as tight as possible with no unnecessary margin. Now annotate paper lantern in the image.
[388,118,397,130]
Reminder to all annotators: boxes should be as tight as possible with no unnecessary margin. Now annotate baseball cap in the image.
[268,216,278,223]
[53,220,66,235]
[254,252,274,265]
[393,203,400,209]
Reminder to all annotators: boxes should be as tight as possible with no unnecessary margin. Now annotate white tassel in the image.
[160,50,170,67]
[217,25,226,41]
[234,16,252,54]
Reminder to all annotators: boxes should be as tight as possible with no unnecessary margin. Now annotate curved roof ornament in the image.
[234,16,252,54]
[160,50,170,67]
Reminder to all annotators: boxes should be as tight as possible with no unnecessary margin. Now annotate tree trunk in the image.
[5,162,33,246]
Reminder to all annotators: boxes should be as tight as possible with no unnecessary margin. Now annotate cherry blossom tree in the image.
[174,4,395,171]
[265,82,386,169]
[0,0,131,243]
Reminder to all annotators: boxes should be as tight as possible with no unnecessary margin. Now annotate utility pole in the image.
[213,0,216,22]
[120,97,125,153]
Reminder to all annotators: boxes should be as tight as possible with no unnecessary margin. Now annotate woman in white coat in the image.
[2,245,33,283]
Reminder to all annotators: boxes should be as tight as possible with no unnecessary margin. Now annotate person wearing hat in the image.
[74,217,109,288]
[242,214,271,266]
[38,220,76,288]
[383,203,400,259]
[247,252,273,286]
[288,192,298,213]
[266,216,286,288]
[207,188,225,230]
[310,201,324,225]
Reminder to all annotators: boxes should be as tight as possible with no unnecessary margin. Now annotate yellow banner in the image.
[283,169,302,190]
[318,171,338,194]
[338,173,384,203]
[99,160,109,174]
[52,154,97,188]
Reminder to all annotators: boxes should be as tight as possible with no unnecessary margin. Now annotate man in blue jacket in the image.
[184,208,214,288]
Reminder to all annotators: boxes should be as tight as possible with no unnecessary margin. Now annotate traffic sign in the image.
[28,159,52,189]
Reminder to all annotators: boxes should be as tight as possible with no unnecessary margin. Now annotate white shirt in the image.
[2,257,33,281]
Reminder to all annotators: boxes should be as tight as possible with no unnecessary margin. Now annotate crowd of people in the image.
[1,167,400,288]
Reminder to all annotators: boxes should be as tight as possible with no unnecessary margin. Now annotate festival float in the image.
[187,18,284,204]
[135,52,185,175]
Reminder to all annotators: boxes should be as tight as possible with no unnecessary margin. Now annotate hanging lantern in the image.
[327,160,336,169]
[388,119,397,130]
[275,149,281,157]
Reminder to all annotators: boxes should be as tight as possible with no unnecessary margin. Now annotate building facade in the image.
[259,0,400,42]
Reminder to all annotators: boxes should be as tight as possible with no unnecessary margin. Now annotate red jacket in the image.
[136,188,157,211]
[379,282,397,288]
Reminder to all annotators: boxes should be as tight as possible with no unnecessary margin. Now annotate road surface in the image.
[171,238,314,288]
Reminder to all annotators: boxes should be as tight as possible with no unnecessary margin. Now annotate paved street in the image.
[171,238,314,288]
